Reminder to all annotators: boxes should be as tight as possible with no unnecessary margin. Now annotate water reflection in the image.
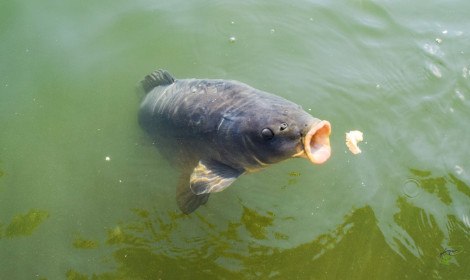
[73,237,99,249]
[0,209,49,238]
[240,206,275,240]
[66,168,469,279]
[410,168,451,204]
[374,169,469,266]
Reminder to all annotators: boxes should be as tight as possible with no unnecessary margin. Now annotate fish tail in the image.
[140,69,175,93]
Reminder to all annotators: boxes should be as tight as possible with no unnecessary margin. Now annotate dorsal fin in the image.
[140,69,175,92]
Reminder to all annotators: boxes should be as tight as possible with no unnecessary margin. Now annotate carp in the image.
[138,69,331,214]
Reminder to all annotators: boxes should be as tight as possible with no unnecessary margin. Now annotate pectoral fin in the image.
[190,160,243,195]
[176,172,210,214]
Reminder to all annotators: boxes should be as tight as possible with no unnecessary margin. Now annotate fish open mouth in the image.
[301,120,331,164]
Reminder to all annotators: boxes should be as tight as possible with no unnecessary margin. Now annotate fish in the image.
[138,69,332,214]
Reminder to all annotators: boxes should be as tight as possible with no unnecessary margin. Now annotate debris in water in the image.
[346,130,364,155]
[288,171,301,177]
[438,247,460,265]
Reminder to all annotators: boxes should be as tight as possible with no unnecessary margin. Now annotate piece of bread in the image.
[346,130,363,154]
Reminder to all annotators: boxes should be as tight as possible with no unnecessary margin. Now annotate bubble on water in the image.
[455,89,465,101]
[462,67,469,79]
[105,156,111,161]
[190,86,197,93]
[442,30,448,34]
[230,21,235,25]
[228,36,236,43]
[423,43,441,55]
[454,165,464,175]
[403,179,421,198]
[270,28,275,34]
[435,38,442,44]
[428,63,442,78]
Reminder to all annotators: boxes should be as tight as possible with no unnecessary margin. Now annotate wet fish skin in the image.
[138,70,331,214]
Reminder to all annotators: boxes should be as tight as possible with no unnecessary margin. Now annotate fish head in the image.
[242,108,331,166]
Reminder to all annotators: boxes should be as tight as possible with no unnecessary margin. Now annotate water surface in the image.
[1,0,469,279]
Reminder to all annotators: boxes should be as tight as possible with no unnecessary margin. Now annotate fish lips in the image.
[297,120,331,164]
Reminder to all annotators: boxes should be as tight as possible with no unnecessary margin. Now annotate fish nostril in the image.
[280,123,288,131]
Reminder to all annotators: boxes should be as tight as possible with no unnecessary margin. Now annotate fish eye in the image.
[261,128,274,140]
[280,123,288,131]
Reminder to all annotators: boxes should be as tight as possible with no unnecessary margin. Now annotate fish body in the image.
[138,70,331,213]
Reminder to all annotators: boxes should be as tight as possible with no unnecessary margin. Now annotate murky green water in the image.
[1,0,470,279]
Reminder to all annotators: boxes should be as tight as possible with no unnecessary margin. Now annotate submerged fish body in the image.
[138,69,331,214]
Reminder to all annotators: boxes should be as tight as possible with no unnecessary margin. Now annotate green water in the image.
[1,0,469,279]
